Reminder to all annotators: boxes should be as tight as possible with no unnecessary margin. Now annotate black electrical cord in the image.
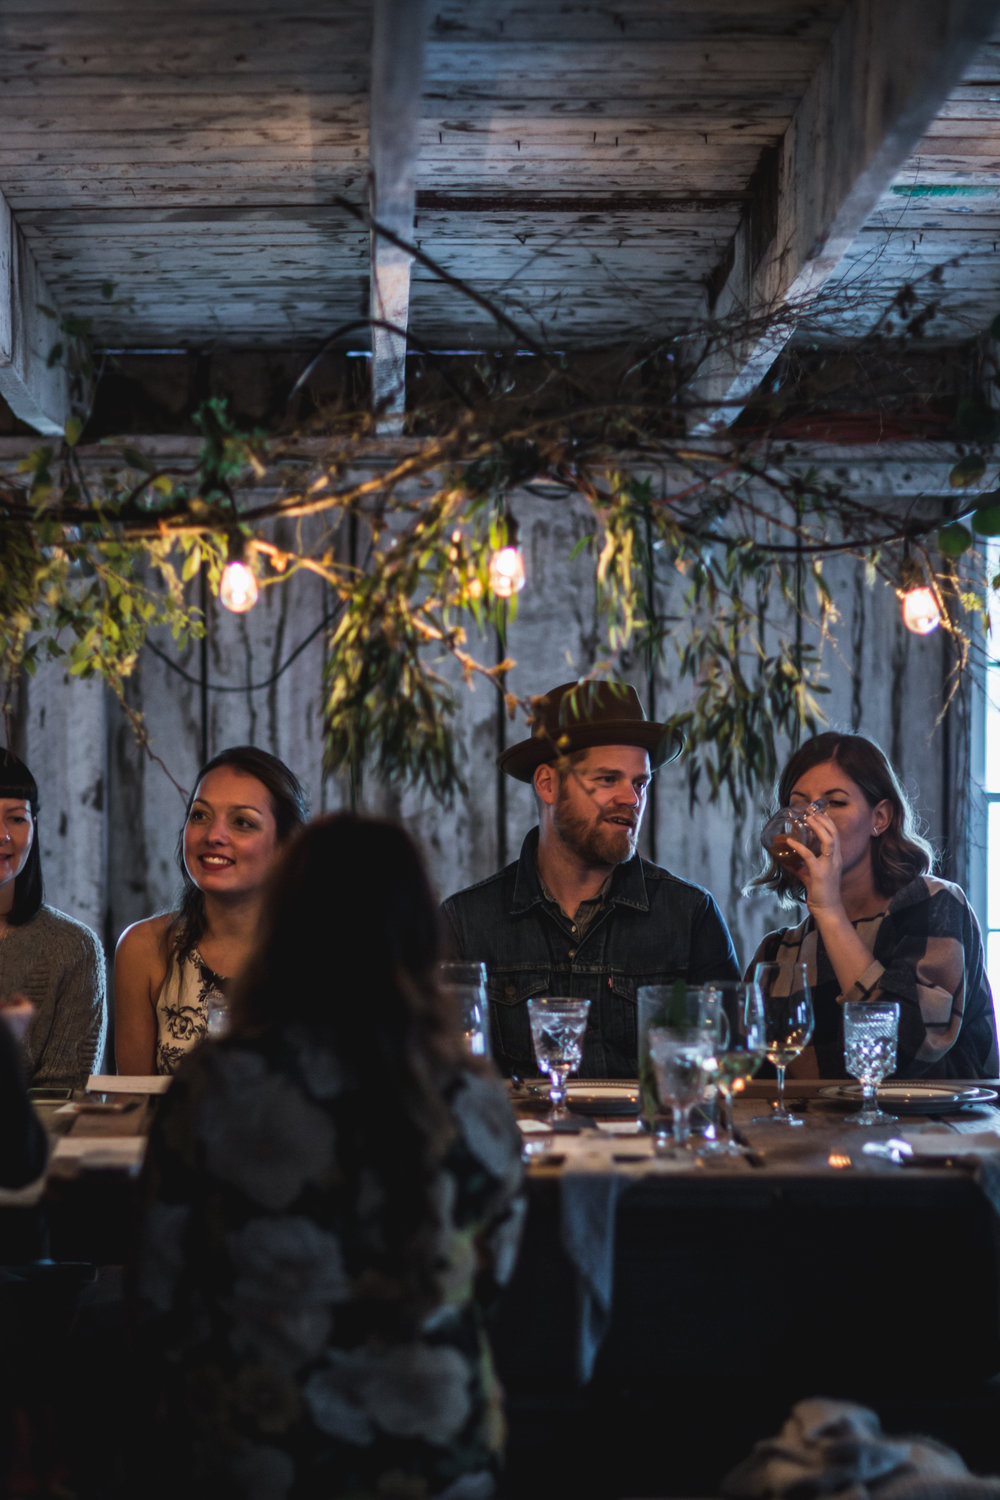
[143,602,344,693]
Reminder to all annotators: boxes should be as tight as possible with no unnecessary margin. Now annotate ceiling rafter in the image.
[0,188,68,436]
[689,0,1000,436]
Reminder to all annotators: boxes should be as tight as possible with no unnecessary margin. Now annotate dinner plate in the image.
[566,1081,640,1116]
[818,1082,998,1115]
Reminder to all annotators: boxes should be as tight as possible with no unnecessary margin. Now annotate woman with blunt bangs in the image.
[746,732,998,1079]
[115,745,307,1076]
[0,750,106,1089]
[134,813,525,1500]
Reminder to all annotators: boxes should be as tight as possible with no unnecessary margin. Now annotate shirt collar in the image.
[510,826,650,915]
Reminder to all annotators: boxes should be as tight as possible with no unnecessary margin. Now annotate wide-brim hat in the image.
[497,680,685,783]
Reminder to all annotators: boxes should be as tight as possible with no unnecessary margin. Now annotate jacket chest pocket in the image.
[486,970,550,1076]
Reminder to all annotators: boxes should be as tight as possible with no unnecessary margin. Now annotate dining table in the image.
[492,1074,1000,1498]
[5,1072,1000,1497]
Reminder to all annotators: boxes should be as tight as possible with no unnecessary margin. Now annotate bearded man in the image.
[441,680,740,1079]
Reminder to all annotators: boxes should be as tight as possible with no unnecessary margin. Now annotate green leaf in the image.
[949,454,987,488]
[64,416,84,448]
[938,521,973,556]
[973,504,1000,536]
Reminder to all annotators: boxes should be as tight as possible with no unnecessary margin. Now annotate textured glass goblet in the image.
[527,996,591,1121]
[844,1000,899,1125]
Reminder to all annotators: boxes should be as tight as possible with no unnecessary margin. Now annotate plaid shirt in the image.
[748,875,999,1079]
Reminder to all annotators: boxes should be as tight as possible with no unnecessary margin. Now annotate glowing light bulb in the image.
[901,586,941,635]
[219,559,259,613]
[488,544,526,598]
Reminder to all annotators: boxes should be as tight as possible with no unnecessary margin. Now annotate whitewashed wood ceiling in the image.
[2,0,1000,432]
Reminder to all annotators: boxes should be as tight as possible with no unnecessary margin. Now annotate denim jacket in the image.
[441,828,740,1079]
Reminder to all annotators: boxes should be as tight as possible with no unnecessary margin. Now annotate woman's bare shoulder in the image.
[115,912,174,963]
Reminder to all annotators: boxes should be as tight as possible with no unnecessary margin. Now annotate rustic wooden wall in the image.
[11,478,961,1047]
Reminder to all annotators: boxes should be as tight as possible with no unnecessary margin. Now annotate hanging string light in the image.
[897,553,941,636]
[488,506,526,598]
[219,535,259,614]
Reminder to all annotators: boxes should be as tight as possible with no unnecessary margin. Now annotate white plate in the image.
[818,1082,998,1115]
[566,1081,640,1115]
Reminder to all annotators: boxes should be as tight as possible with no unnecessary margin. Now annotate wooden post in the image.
[369,0,430,434]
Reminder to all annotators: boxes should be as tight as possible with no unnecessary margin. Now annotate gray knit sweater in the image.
[1,905,107,1089]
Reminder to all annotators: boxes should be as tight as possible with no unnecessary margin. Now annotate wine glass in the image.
[527,996,591,1121]
[638,984,723,1140]
[843,1000,899,1125]
[752,962,814,1126]
[648,1024,714,1156]
[438,960,491,1058]
[695,980,767,1157]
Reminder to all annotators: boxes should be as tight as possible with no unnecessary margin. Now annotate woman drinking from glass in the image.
[114,745,307,1075]
[132,812,525,1499]
[746,731,998,1078]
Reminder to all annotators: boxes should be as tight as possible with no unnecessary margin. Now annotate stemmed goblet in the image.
[647,1024,714,1156]
[527,996,591,1121]
[752,962,814,1126]
[843,1000,900,1125]
[695,980,767,1157]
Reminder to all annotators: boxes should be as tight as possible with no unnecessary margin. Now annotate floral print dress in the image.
[135,1026,526,1500]
[155,947,228,1074]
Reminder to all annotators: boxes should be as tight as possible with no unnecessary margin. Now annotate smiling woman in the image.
[114,746,307,1076]
[0,751,107,1089]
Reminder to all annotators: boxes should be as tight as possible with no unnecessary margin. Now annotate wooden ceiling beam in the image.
[0,190,68,436]
[368,0,429,434]
[690,0,1000,436]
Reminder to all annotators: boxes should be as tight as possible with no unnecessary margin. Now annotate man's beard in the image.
[553,793,638,867]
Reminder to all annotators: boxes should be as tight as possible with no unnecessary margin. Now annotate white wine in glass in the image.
[753,962,814,1125]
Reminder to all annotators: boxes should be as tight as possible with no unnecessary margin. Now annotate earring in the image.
[872,828,881,837]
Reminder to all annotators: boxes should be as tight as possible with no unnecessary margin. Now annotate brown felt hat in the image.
[497,680,684,783]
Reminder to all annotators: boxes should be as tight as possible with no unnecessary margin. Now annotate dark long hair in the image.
[231,813,466,1320]
[747,732,934,907]
[169,745,308,967]
[0,752,42,925]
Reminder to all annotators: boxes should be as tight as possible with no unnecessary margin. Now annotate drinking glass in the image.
[638,984,723,1137]
[527,996,591,1120]
[694,980,767,1157]
[843,1000,899,1125]
[205,992,230,1039]
[641,990,719,1140]
[648,1024,714,1156]
[752,962,815,1126]
[438,960,491,1059]
[760,798,828,872]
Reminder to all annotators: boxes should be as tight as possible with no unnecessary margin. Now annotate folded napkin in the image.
[558,1165,626,1383]
[722,1397,1000,1499]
